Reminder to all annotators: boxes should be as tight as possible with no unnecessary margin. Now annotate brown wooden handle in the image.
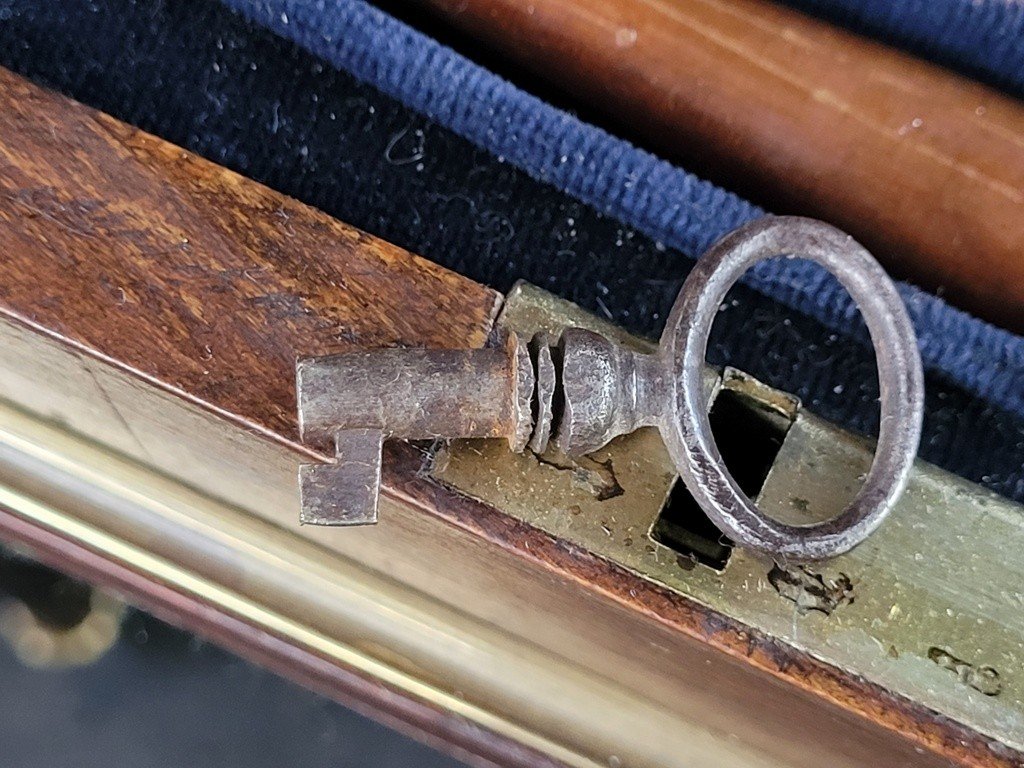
[413,0,1024,331]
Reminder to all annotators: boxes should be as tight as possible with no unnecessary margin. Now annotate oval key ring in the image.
[660,216,925,560]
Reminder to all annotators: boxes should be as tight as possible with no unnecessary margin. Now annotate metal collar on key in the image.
[297,216,924,561]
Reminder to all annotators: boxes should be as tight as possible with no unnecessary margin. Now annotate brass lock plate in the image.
[434,283,1024,753]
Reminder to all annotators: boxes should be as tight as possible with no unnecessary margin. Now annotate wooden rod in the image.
[412,0,1024,331]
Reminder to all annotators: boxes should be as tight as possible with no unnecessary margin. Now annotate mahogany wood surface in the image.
[411,0,1024,331]
[0,67,1019,767]
[0,66,501,447]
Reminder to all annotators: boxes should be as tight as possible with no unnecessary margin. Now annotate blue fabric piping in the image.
[782,0,1024,98]
[220,0,1024,416]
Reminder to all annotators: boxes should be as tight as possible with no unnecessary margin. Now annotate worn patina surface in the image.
[436,284,1024,756]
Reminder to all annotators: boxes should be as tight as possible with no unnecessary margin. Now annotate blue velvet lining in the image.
[222,0,1024,418]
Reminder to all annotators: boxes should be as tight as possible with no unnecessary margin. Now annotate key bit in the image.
[296,216,924,560]
[296,333,534,524]
[296,325,665,526]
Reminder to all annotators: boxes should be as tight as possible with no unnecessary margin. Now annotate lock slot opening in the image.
[650,381,796,571]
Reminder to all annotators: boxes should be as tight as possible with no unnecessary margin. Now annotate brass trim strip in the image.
[0,399,779,768]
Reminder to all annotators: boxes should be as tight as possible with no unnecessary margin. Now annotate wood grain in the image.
[0,66,501,446]
[411,0,1024,331]
[0,67,1019,767]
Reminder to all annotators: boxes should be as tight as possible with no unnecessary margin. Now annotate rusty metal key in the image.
[296,333,535,525]
[296,217,924,560]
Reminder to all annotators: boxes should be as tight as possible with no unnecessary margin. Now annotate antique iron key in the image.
[296,217,924,560]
